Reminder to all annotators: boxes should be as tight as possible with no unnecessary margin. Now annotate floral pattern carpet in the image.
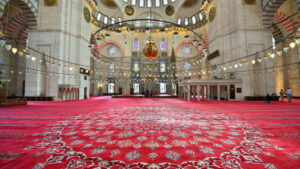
[0,97,300,169]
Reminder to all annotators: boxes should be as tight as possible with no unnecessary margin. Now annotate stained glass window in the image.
[133,38,139,51]
[160,61,166,72]
[183,45,192,55]
[107,45,117,55]
[185,61,191,71]
[133,62,139,72]
[109,61,114,70]
[161,38,166,51]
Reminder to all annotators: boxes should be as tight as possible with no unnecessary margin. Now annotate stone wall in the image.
[208,0,275,98]
[25,0,92,100]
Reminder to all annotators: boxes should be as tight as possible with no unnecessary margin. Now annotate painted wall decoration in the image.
[84,7,91,23]
[209,6,216,22]
[125,5,134,16]
[44,0,58,6]
[175,34,208,57]
[92,39,125,57]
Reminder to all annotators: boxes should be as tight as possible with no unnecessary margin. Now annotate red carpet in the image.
[0,97,300,169]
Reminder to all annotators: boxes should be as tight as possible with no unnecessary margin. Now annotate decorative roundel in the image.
[209,6,216,22]
[243,0,256,5]
[165,5,175,16]
[84,7,91,23]
[125,5,134,16]
[44,0,58,6]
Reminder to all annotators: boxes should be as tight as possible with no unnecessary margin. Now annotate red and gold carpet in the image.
[0,97,300,169]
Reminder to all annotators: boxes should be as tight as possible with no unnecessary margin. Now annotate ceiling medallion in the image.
[243,0,256,5]
[208,6,216,22]
[143,39,158,62]
[44,0,58,6]
[165,5,175,16]
[84,7,91,23]
[125,5,134,16]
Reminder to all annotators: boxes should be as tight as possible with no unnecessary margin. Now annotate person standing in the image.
[286,88,292,103]
[279,89,284,103]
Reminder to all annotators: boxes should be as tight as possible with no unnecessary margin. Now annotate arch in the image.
[0,12,28,43]
[175,39,205,56]
[262,0,286,28]
[94,40,125,57]
[273,10,300,38]
[0,0,38,30]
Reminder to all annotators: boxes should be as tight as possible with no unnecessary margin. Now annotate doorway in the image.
[84,87,87,99]
[230,85,235,100]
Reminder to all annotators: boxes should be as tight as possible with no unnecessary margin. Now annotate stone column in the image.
[196,85,200,101]
[207,85,210,100]
[183,86,186,100]
[193,86,196,101]
[217,84,221,101]
[227,84,230,100]
[187,85,191,101]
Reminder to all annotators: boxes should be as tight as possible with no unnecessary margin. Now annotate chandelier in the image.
[143,39,158,61]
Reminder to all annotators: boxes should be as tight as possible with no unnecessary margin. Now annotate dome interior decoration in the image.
[183,0,199,8]
[102,0,118,8]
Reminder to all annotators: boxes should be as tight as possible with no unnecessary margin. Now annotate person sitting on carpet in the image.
[265,93,271,104]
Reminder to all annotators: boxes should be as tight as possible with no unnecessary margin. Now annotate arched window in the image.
[160,38,166,51]
[139,0,144,7]
[104,16,108,24]
[96,13,101,21]
[131,0,137,5]
[184,18,189,26]
[177,18,182,25]
[272,36,276,49]
[192,16,196,24]
[163,0,168,5]
[199,13,203,21]
[148,0,152,7]
[155,0,160,7]
[111,18,115,24]
[133,38,139,51]
[185,61,191,71]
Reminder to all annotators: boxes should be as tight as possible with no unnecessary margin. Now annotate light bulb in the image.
[277,50,282,56]
[12,47,18,54]
[0,40,5,46]
[289,42,296,49]
[252,60,256,64]
[19,52,23,57]
[31,56,36,61]
[234,64,238,68]
[25,54,31,59]
[6,44,12,51]
[283,47,289,53]
[270,53,275,58]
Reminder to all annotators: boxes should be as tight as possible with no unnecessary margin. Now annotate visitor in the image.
[279,89,284,103]
[145,89,149,98]
[286,88,292,103]
[265,93,271,104]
